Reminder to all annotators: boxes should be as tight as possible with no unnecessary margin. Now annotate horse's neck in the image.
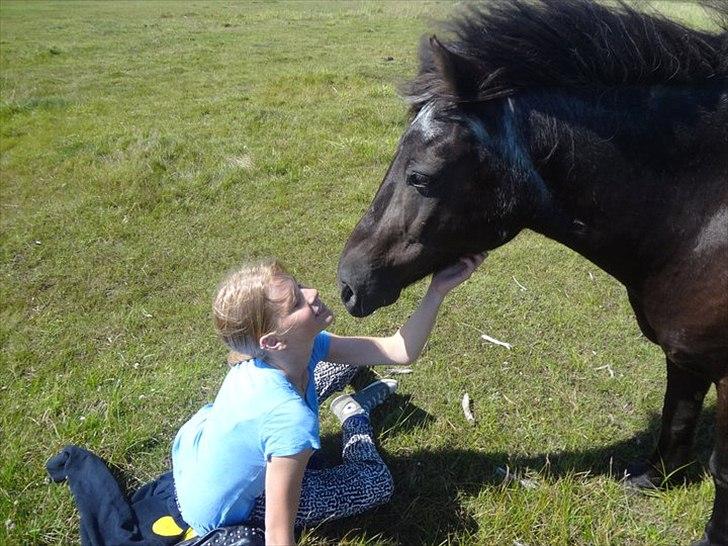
[519,86,727,288]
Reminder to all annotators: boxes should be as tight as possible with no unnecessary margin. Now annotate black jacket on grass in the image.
[46,445,263,546]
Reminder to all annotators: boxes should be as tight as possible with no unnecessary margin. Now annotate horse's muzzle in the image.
[338,273,401,317]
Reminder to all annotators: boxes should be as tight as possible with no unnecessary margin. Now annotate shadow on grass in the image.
[511,405,717,486]
[314,404,716,545]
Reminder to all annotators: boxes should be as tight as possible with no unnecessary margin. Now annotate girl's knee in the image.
[366,463,394,505]
[381,466,394,502]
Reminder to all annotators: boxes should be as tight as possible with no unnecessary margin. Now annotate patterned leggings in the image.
[245,361,394,528]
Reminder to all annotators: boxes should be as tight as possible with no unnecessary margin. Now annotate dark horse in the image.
[338,1,728,544]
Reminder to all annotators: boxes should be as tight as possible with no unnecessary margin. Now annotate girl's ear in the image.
[259,332,286,352]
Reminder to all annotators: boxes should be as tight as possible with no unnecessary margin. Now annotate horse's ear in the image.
[429,35,482,100]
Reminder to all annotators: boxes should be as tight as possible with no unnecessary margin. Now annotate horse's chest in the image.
[639,250,728,368]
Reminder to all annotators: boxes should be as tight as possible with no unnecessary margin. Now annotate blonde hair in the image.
[212,259,294,359]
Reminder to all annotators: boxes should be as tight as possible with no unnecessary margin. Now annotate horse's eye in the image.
[406,171,435,196]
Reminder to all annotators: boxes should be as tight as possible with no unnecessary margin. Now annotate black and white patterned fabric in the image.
[180,524,264,546]
[312,360,359,403]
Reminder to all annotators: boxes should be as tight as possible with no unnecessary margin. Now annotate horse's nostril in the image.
[341,283,355,305]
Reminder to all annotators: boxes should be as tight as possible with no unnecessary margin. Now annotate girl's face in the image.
[272,276,334,342]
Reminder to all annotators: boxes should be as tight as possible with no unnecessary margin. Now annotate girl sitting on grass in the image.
[172,254,485,544]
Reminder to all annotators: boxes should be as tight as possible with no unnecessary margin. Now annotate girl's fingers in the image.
[457,253,486,279]
[468,252,487,269]
[465,253,484,270]
[459,258,477,278]
[434,251,487,285]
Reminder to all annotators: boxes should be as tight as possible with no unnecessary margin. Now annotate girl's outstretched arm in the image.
[327,253,486,366]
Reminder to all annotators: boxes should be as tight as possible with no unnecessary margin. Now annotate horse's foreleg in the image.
[695,374,728,546]
[627,357,711,488]
[653,359,713,477]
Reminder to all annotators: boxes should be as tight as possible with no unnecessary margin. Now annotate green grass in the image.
[0,1,719,544]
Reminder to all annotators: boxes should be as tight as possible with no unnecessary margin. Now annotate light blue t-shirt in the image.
[172,331,331,533]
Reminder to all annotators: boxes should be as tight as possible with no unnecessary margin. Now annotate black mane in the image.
[404,0,728,108]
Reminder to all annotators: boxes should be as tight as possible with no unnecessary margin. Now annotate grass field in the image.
[0,1,721,544]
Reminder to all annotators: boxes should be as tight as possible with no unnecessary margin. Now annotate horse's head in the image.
[338,37,537,317]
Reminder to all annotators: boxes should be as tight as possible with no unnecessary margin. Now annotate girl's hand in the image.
[429,252,487,297]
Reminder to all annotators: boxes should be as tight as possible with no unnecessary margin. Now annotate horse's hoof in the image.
[624,461,660,491]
